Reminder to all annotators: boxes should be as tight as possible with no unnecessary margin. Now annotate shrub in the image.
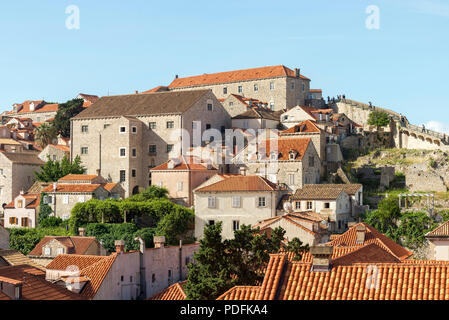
[39,216,63,228]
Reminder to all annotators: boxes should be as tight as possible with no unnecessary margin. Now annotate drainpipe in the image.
[134,237,146,299]
[179,240,183,282]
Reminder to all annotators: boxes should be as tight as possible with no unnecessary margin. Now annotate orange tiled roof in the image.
[28,237,98,257]
[42,184,101,193]
[0,265,82,300]
[281,120,322,134]
[151,156,215,171]
[78,253,117,299]
[254,213,321,236]
[309,89,322,93]
[217,286,260,300]
[195,175,278,193]
[141,86,169,94]
[250,137,312,161]
[103,183,119,192]
[426,220,449,237]
[46,254,108,271]
[58,174,98,182]
[4,193,40,209]
[327,223,412,260]
[48,144,70,152]
[34,104,59,113]
[149,281,187,300]
[169,65,310,88]
[219,252,449,300]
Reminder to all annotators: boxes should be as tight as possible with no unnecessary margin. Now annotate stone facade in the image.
[0,226,9,250]
[71,90,231,198]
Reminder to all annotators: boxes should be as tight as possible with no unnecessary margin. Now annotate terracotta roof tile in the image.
[291,184,362,200]
[217,286,260,300]
[78,254,117,299]
[28,237,98,257]
[149,281,187,300]
[169,65,310,88]
[0,250,45,271]
[0,265,82,300]
[328,223,412,260]
[281,120,322,134]
[151,156,215,171]
[42,184,102,193]
[426,220,449,237]
[250,137,312,161]
[46,254,108,271]
[195,175,278,192]
[58,174,99,182]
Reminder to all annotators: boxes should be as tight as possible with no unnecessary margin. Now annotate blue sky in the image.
[0,0,448,131]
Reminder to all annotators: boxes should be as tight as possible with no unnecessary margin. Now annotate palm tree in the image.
[34,123,57,148]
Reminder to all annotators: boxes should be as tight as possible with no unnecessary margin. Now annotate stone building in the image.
[231,107,281,130]
[3,192,40,229]
[233,137,321,192]
[220,94,268,118]
[193,175,286,240]
[45,237,199,300]
[71,90,231,198]
[287,184,363,233]
[166,65,312,111]
[0,152,44,209]
[41,174,124,221]
[4,100,59,123]
[150,156,218,207]
[425,221,449,260]
[28,235,108,267]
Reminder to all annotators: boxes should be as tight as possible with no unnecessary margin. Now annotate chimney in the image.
[134,237,146,254]
[295,68,300,78]
[78,228,86,237]
[154,236,166,249]
[175,74,179,79]
[115,240,125,254]
[356,224,366,244]
[135,90,139,94]
[96,169,101,177]
[310,246,333,272]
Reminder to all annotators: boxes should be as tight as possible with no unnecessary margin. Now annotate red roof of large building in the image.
[249,137,312,161]
[151,156,216,171]
[28,236,99,257]
[195,175,279,193]
[169,65,310,89]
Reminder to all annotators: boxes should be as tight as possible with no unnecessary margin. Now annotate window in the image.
[232,196,241,208]
[81,147,88,155]
[309,156,315,168]
[132,169,136,178]
[132,126,137,134]
[149,145,157,155]
[307,202,313,210]
[120,148,126,157]
[206,124,211,130]
[120,170,126,182]
[270,82,275,90]
[132,149,137,157]
[295,202,301,210]
[288,174,295,185]
[254,84,258,92]
[238,86,243,93]
[81,125,88,133]
[324,202,330,209]
[270,102,275,110]
[291,82,295,90]
[208,220,215,226]
[17,200,23,208]
[104,124,110,129]
[56,248,64,255]
[258,197,266,208]
[21,217,29,227]
[9,217,18,225]
[177,182,183,191]
[168,270,173,284]
[52,155,57,161]
[233,220,240,231]
[149,122,156,130]
[121,276,124,282]
[63,195,69,204]
[120,126,127,133]
[0,169,3,175]
[166,121,174,129]
[229,102,233,107]
[207,103,213,111]
[223,87,227,95]
[44,247,51,256]
[130,276,133,282]
[166,144,174,153]
[208,197,216,208]
[152,274,156,283]
[47,196,53,204]
[192,122,197,129]
[302,83,305,92]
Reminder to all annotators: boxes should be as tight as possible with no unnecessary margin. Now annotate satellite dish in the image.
[283,201,293,213]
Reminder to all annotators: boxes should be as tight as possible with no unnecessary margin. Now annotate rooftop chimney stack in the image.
[154,236,166,249]
[134,237,146,253]
[135,90,139,94]
[175,74,179,79]
[78,228,86,237]
[295,68,300,78]
[115,240,125,254]
[356,225,366,244]
[310,246,334,272]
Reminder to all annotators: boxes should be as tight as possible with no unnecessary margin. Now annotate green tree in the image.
[397,211,437,249]
[127,186,169,202]
[185,222,232,300]
[34,156,85,182]
[37,193,53,226]
[368,110,390,128]
[155,206,194,245]
[285,237,310,261]
[364,196,401,240]
[34,122,57,148]
[53,99,85,137]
